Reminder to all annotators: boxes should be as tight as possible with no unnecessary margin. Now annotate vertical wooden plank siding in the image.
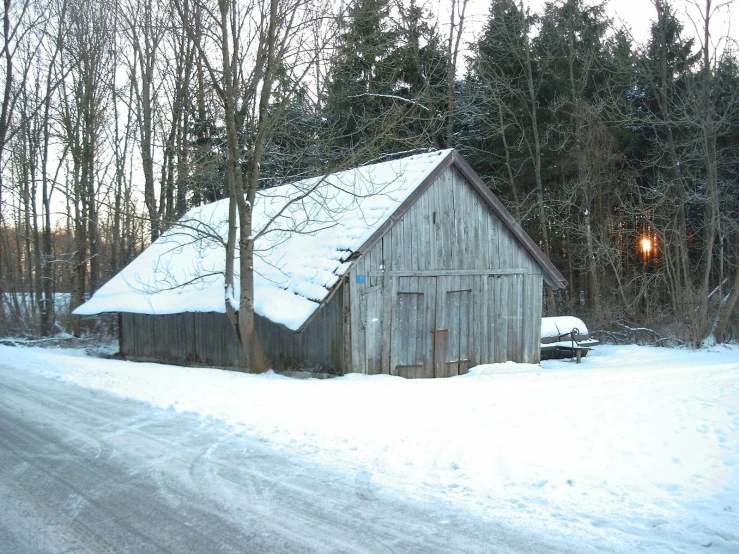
[120,281,345,372]
[349,256,365,372]
[345,165,548,375]
[380,237,394,374]
[342,282,352,373]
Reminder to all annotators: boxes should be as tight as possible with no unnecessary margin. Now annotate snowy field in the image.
[1,344,737,553]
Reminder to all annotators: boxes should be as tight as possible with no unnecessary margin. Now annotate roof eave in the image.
[293,273,348,333]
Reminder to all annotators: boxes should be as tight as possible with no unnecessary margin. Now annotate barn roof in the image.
[74,149,565,331]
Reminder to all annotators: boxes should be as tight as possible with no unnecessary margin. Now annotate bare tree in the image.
[120,0,167,241]
[0,0,71,335]
[688,0,738,342]
[0,0,43,332]
[178,0,330,370]
[58,0,113,336]
[445,0,467,147]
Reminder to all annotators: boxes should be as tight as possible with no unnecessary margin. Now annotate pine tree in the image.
[324,0,448,163]
[384,0,448,149]
[462,0,530,198]
[324,0,398,157]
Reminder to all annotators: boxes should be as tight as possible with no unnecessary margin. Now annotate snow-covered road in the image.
[1,343,738,553]
[0,358,579,554]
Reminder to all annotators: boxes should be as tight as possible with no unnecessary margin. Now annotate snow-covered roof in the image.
[74,149,454,330]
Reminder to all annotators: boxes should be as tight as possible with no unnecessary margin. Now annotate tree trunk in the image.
[695,0,719,344]
[445,0,467,148]
[72,160,86,338]
[522,31,555,314]
[217,0,270,372]
[714,269,739,343]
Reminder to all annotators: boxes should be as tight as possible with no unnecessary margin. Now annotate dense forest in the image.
[1,0,737,350]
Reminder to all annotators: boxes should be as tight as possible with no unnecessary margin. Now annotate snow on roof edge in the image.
[74,149,453,331]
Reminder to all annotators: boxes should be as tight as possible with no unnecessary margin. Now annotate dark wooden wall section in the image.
[256,285,345,371]
[120,283,344,371]
[120,312,246,367]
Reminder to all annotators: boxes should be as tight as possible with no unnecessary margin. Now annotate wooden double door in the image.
[392,276,472,378]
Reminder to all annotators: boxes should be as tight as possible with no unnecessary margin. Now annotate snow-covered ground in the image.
[1,343,737,553]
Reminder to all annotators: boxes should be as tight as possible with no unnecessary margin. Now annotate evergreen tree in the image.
[463,0,562,312]
[323,0,448,164]
[324,0,398,157]
[535,0,619,318]
[261,86,326,183]
[462,0,531,197]
[384,0,448,149]
[630,0,699,324]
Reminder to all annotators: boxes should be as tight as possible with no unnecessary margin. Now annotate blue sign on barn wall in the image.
[356,274,366,284]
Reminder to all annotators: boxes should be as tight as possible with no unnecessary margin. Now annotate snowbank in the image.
[1,344,738,553]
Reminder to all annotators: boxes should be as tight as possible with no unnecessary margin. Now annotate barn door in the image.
[435,276,472,376]
[392,277,436,378]
[391,276,473,378]
[488,273,524,362]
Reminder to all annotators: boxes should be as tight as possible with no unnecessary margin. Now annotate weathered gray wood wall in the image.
[120,283,345,371]
[119,162,548,377]
[347,165,543,377]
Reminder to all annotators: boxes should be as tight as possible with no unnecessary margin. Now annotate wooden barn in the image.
[75,149,566,377]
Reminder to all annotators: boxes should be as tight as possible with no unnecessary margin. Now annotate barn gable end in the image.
[346,162,546,377]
